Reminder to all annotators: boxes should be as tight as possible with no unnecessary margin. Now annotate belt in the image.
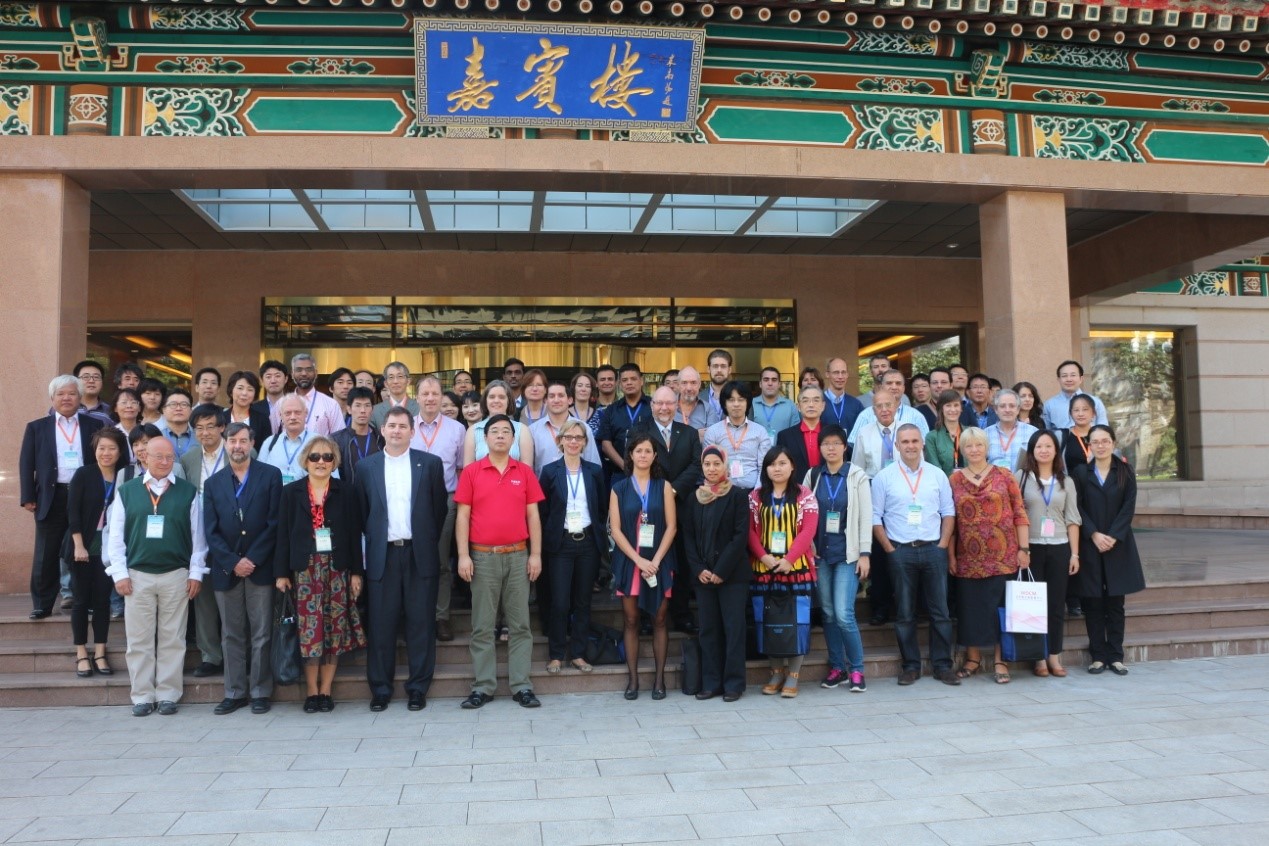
[565,527,593,542]
[891,539,939,548]
[389,539,412,547]
[470,541,527,554]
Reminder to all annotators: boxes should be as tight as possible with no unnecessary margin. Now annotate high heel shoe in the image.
[75,656,92,678]
[623,682,639,701]
[93,655,113,676]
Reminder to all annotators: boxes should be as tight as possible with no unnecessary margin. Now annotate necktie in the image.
[661,427,671,447]
[882,427,893,462]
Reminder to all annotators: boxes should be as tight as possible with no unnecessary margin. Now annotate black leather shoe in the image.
[867,613,888,626]
[408,692,426,711]
[29,610,52,620]
[461,691,493,710]
[369,695,390,712]
[435,620,454,642]
[92,656,113,676]
[933,668,962,686]
[157,700,178,716]
[132,702,154,717]
[214,697,248,715]
[695,689,720,701]
[303,695,321,713]
[192,662,223,678]
[897,669,920,686]
[250,698,271,714]
[623,684,639,701]
[673,618,698,635]
[651,686,666,701]
[318,695,334,712]
[512,689,541,708]
[76,657,93,678]
[723,691,742,702]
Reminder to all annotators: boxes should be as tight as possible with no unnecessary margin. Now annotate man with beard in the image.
[289,353,344,436]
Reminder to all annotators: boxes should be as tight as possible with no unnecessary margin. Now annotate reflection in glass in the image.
[1090,329,1182,480]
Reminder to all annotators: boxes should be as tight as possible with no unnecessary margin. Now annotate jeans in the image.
[816,559,864,674]
[889,542,954,672]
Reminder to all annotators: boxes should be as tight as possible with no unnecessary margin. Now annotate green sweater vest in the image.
[119,477,197,575]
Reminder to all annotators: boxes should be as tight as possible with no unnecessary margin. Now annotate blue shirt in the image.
[822,389,865,434]
[748,395,800,438]
[1041,391,1109,430]
[985,421,1038,472]
[870,460,954,544]
[597,397,653,467]
[810,464,850,564]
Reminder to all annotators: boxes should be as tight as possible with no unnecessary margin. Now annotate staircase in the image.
[1,577,1267,707]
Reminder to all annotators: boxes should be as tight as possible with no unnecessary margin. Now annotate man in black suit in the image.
[203,423,283,715]
[641,386,702,632]
[353,406,448,712]
[19,375,105,619]
[776,385,828,483]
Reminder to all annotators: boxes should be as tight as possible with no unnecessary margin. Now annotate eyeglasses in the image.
[307,452,336,463]
[165,402,190,410]
[561,435,587,442]
[194,424,222,433]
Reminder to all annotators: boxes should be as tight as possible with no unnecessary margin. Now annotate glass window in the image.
[1089,329,1183,480]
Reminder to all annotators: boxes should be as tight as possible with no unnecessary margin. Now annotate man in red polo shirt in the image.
[776,385,827,482]
[455,414,545,709]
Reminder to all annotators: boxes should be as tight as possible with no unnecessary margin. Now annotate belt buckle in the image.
[569,531,586,542]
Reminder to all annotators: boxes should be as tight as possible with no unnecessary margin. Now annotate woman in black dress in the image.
[1071,424,1145,676]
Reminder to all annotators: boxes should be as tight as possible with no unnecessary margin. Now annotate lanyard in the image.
[353,431,373,460]
[631,476,649,514]
[102,479,115,502]
[1074,432,1091,462]
[301,393,318,429]
[758,400,777,426]
[997,425,1018,455]
[771,494,786,523]
[827,392,846,422]
[417,417,440,451]
[523,405,545,425]
[625,401,643,427]
[234,467,250,501]
[202,447,225,479]
[567,467,583,501]
[898,463,924,500]
[171,430,193,458]
[281,432,307,468]
[725,421,748,453]
[57,416,79,446]
[1040,474,1056,506]
[147,484,165,514]
[823,472,844,506]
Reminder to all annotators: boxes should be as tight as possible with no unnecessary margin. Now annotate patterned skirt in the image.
[295,553,367,663]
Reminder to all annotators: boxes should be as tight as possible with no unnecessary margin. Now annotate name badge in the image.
[637,522,656,549]
[825,511,841,534]
[63,450,81,467]
[315,527,332,553]
[282,473,296,485]
[146,514,165,539]
[906,503,923,526]
[565,506,585,534]
[770,531,788,555]
[1040,517,1057,538]
[729,459,743,480]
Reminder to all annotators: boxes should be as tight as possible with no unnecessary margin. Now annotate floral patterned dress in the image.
[295,486,366,663]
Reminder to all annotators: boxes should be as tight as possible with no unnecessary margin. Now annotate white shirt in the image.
[849,403,929,445]
[852,421,897,480]
[53,414,84,484]
[197,446,226,494]
[383,449,413,542]
[104,472,209,583]
[564,464,592,532]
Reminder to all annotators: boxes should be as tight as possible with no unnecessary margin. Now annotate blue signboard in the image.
[415,19,704,131]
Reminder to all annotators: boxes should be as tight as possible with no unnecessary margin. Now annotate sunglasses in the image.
[307,452,336,464]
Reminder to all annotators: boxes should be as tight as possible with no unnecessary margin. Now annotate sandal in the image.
[1033,662,1050,678]
[780,672,800,699]
[956,659,981,679]
[761,670,785,696]
[546,660,562,674]
[93,655,113,676]
[570,658,593,674]
[993,662,1011,684]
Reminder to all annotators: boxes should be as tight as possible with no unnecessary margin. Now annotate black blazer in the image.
[65,465,113,555]
[1071,460,1146,597]
[248,399,278,436]
[537,458,607,557]
[19,412,104,520]
[225,408,273,453]
[353,449,448,582]
[204,460,283,590]
[637,419,702,501]
[1060,428,1092,474]
[776,424,814,483]
[680,486,751,585]
[275,476,363,577]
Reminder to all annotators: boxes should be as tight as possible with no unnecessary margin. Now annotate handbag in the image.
[1005,568,1048,634]
[998,607,1047,662]
[754,585,810,658]
[583,623,625,665]
[679,636,703,696]
[271,592,303,686]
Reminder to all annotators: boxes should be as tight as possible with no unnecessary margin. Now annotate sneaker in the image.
[820,668,847,689]
[848,671,867,693]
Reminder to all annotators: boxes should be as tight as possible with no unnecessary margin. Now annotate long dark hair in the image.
[933,389,962,432]
[1012,381,1044,427]
[758,444,798,502]
[624,432,664,480]
[1020,429,1067,488]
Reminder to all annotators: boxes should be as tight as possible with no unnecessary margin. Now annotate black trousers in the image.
[696,580,749,695]
[71,555,113,645]
[667,534,694,624]
[1029,543,1071,655]
[866,543,893,618]
[1083,591,1126,664]
[31,486,69,614]
[547,531,599,660]
[366,543,438,698]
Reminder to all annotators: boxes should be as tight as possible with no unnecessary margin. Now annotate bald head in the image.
[677,366,701,402]
[651,386,677,425]
[145,436,177,475]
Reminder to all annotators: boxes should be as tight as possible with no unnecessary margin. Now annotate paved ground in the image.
[0,653,1266,846]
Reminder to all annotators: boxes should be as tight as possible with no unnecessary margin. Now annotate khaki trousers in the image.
[124,568,190,705]
[469,549,531,696]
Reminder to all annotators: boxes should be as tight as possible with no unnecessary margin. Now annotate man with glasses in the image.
[287,353,344,436]
[822,358,865,436]
[72,360,114,424]
[371,361,419,429]
[157,388,196,459]
[777,385,828,482]
[180,404,230,678]
[105,437,208,716]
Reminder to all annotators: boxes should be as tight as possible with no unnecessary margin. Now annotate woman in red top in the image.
[948,427,1030,684]
[748,445,818,699]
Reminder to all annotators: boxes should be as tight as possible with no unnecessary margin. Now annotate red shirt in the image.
[800,421,821,470]
[454,456,545,546]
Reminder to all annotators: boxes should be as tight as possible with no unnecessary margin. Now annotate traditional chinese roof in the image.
[76,0,1267,56]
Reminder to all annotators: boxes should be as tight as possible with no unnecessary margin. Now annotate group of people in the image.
[18,349,1144,715]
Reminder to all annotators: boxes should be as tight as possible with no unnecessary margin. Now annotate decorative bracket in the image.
[61,17,127,72]
[955,48,1008,98]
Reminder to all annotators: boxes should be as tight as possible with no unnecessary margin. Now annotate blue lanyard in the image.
[1040,475,1056,506]
[234,467,250,501]
[631,476,649,514]
[524,406,544,425]
[827,392,846,422]
[302,393,317,428]
[771,494,786,523]
[354,431,373,460]
[759,400,777,426]
[102,479,115,502]
[625,401,643,427]
[567,468,583,501]
[281,433,307,469]
[823,472,844,506]
[203,446,225,478]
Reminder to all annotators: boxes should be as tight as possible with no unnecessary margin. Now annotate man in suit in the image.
[642,386,702,633]
[20,375,105,619]
[776,384,827,483]
[203,423,283,715]
[180,403,230,677]
[354,406,448,712]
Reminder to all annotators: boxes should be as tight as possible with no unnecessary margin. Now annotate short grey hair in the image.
[278,393,308,414]
[383,361,409,378]
[993,389,1020,408]
[895,423,923,442]
[290,353,316,370]
[48,374,82,400]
